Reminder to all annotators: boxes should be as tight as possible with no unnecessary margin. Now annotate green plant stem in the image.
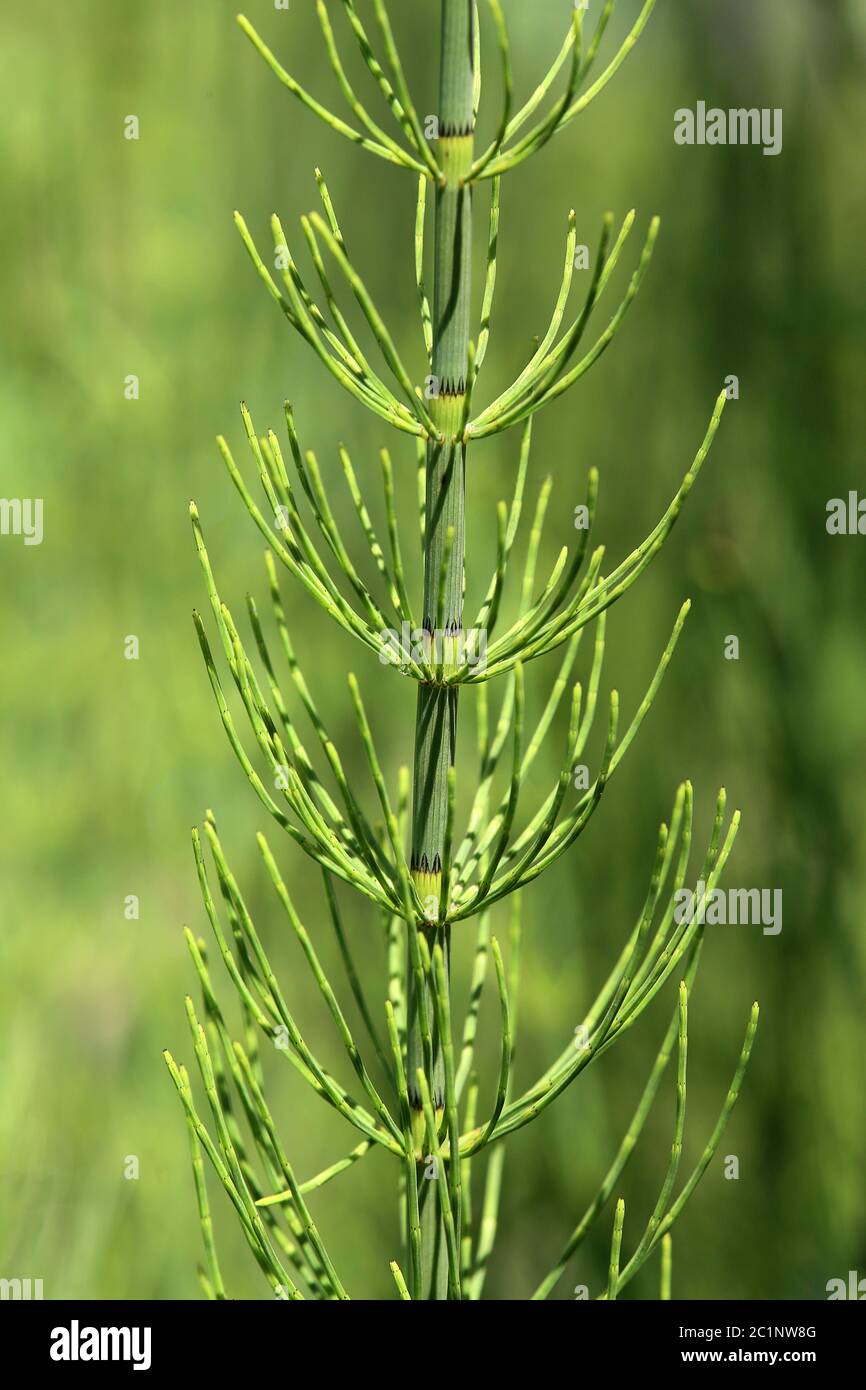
[406,0,474,1301]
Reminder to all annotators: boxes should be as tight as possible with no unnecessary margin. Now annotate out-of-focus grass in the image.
[0,0,863,1299]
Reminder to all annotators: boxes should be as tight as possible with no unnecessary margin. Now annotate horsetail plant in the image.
[165,0,759,1301]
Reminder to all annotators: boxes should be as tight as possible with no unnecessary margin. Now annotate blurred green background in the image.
[1,0,864,1300]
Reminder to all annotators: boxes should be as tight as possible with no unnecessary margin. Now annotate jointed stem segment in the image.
[404,0,475,1298]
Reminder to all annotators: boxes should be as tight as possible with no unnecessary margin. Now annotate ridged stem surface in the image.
[407,0,474,1300]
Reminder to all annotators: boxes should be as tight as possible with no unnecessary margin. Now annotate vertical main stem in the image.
[406,0,474,1300]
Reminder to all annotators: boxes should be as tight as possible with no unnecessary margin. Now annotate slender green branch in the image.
[607,1198,625,1300]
